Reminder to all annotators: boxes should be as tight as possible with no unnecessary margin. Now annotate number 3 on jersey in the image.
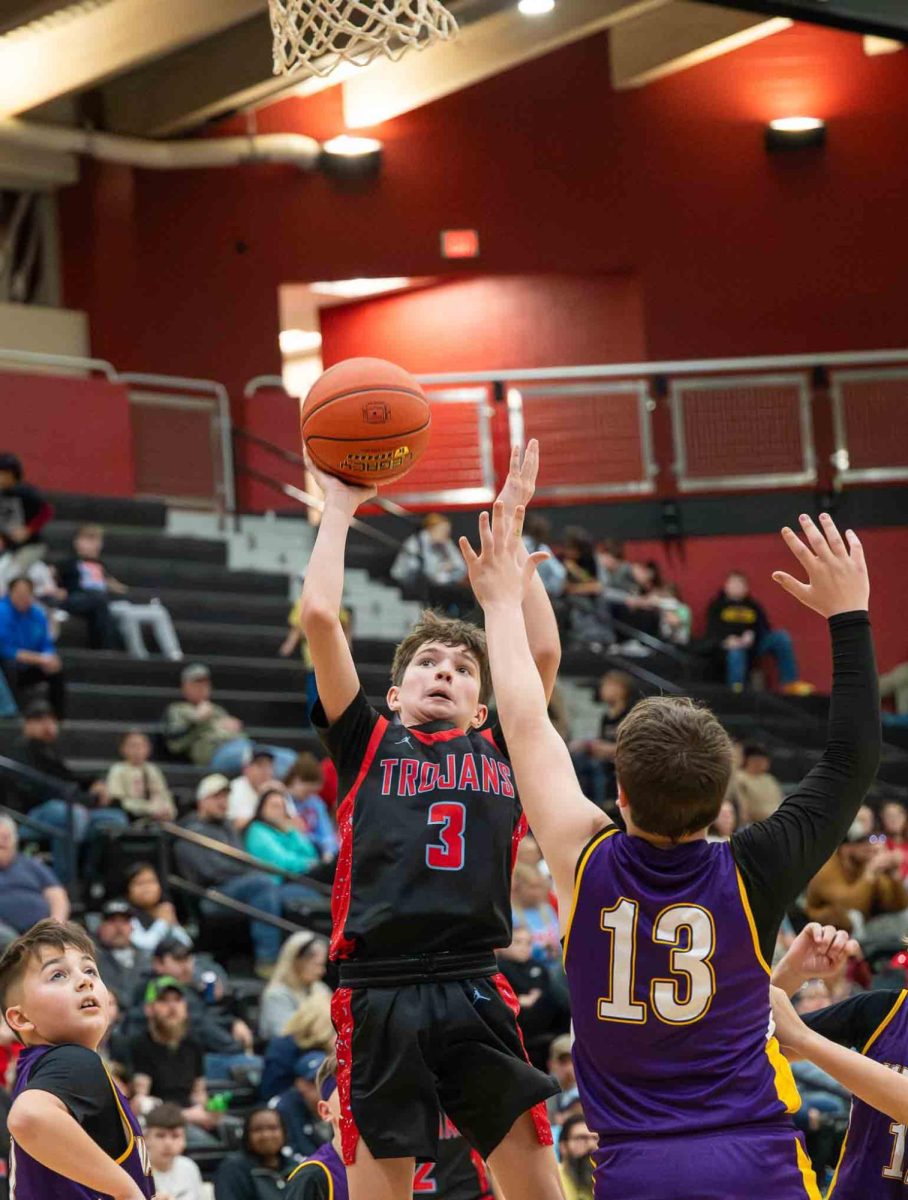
[426,802,466,871]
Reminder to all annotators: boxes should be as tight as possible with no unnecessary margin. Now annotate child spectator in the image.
[58,524,182,660]
[0,453,53,594]
[284,754,338,860]
[106,730,176,821]
[656,581,692,645]
[244,787,319,881]
[571,670,635,810]
[734,742,785,824]
[882,800,908,878]
[145,1103,205,1200]
[125,862,192,955]
[279,577,352,713]
[511,863,561,964]
[214,1107,301,1200]
[258,931,331,1041]
[0,576,65,717]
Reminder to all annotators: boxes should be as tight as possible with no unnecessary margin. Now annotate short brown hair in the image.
[146,1102,187,1131]
[391,611,491,704]
[0,920,96,1015]
[615,697,733,841]
[76,523,104,539]
[286,752,322,786]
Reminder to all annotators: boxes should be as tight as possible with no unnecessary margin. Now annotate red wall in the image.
[59,23,908,395]
[2,371,136,496]
[623,526,906,687]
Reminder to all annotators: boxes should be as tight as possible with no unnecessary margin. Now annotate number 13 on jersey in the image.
[426,802,466,871]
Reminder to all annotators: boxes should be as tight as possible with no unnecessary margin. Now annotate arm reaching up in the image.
[461,503,610,918]
[770,921,859,997]
[299,457,376,723]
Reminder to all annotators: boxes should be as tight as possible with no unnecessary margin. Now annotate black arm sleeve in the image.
[801,991,903,1050]
[25,1044,128,1160]
[312,689,380,777]
[730,612,880,963]
[287,1163,334,1200]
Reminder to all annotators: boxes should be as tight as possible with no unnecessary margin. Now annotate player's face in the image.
[8,947,110,1049]
[389,641,487,731]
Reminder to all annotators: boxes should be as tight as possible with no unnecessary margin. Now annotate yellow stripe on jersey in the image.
[103,1066,135,1164]
[827,991,908,1198]
[562,826,619,967]
[733,866,771,976]
[794,1136,822,1199]
[287,1159,335,1198]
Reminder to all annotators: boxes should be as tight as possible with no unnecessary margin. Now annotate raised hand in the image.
[772,512,869,617]
[781,922,858,983]
[459,502,548,610]
[496,440,540,515]
[303,450,377,516]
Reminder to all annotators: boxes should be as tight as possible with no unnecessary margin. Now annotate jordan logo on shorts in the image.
[472,986,490,1004]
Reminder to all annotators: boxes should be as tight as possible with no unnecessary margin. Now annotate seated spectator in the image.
[125,862,192,953]
[391,513,469,614]
[95,898,152,1005]
[260,995,335,1101]
[285,754,338,860]
[164,663,295,779]
[0,815,69,946]
[882,800,908,877]
[546,1032,576,1121]
[273,1048,327,1157]
[852,803,877,839]
[805,826,908,935]
[245,786,319,881]
[597,538,636,595]
[127,976,221,1147]
[259,931,330,1041]
[705,569,812,694]
[98,986,131,1067]
[229,746,278,831]
[558,1113,596,1200]
[523,515,566,599]
[280,578,353,713]
[214,1107,301,1200]
[0,576,66,717]
[496,927,569,1067]
[145,1103,205,1200]
[559,528,613,648]
[0,453,53,594]
[106,729,176,821]
[511,864,561,964]
[571,670,635,810]
[707,798,739,842]
[7,700,127,883]
[175,774,286,974]
[734,742,784,824]
[58,523,183,660]
[655,581,692,646]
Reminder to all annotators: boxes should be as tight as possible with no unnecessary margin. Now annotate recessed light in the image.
[765,117,826,151]
[768,117,824,133]
[322,134,383,157]
[518,0,555,15]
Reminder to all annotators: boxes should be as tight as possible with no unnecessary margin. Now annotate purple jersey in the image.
[11,1044,155,1200]
[564,829,819,1199]
[288,1142,348,1200]
[828,991,908,1198]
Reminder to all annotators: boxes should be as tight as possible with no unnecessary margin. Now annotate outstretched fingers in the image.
[818,512,847,557]
[459,535,478,566]
[797,513,831,559]
[772,570,810,603]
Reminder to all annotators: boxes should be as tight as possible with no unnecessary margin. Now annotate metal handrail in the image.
[0,801,70,843]
[0,754,83,801]
[167,875,308,934]
[161,820,332,896]
[0,346,118,380]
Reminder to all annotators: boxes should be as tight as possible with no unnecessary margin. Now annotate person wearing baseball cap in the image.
[162,665,295,779]
[228,747,278,832]
[274,1049,327,1157]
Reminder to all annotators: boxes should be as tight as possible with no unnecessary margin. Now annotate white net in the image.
[270,0,458,77]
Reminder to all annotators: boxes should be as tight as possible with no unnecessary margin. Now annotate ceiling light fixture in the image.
[279,329,323,355]
[309,277,412,299]
[518,0,555,15]
[322,134,383,157]
[765,117,826,151]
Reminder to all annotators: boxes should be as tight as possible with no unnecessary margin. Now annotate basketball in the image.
[301,357,431,486]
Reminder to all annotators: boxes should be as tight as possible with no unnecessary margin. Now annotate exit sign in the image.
[441,229,480,259]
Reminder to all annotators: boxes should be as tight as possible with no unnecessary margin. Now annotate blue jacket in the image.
[0,597,55,659]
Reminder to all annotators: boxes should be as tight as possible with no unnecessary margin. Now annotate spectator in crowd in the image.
[511,863,561,964]
[707,798,740,842]
[882,801,908,877]
[105,729,176,821]
[571,670,635,810]
[174,773,286,974]
[58,524,183,659]
[597,539,636,595]
[245,786,319,881]
[95,898,152,1004]
[705,569,812,694]
[0,653,16,716]
[0,453,53,593]
[852,803,877,839]
[805,825,908,935]
[0,815,69,946]
[164,663,296,779]
[97,987,132,1076]
[127,976,221,1147]
[279,578,353,713]
[273,1049,327,1157]
[0,576,66,717]
[7,700,126,883]
[125,862,192,953]
[391,513,470,613]
[260,995,336,1102]
[523,515,566,599]
[734,742,785,824]
[145,1103,205,1200]
[546,1033,576,1121]
[496,927,569,1068]
[558,1114,597,1200]
[284,754,338,861]
[259,931,330,1041]
[880,660,908,724]
[214,1107,301,1200]
[655,581,692,646]
[228,747,278,831]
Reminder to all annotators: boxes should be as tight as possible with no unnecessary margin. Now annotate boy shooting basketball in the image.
[300,442,563,1200]
[461,502,879,1200]
[1,919,155,1200]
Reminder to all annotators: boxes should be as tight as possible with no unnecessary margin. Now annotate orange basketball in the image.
[301,357,431,486]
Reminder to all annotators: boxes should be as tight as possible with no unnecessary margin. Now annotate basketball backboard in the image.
[699,0,907,39]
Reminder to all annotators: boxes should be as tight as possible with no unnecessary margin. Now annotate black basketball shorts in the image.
[330,960,558,1164]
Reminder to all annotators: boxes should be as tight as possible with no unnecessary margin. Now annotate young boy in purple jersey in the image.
[1,919,155,1200]
[300,443,563,1200]
[772,925,908,1197]
[461,502,879,1200]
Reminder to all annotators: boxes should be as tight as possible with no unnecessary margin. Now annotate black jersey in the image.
[314,691,525,962]
[414,1117,493,1200]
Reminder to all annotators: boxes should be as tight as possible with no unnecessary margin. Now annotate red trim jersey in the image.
[314,691,525,961]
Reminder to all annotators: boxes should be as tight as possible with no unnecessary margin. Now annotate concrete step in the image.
[43,523,227,565]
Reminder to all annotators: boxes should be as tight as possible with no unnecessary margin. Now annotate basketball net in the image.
[270,0,458,77]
